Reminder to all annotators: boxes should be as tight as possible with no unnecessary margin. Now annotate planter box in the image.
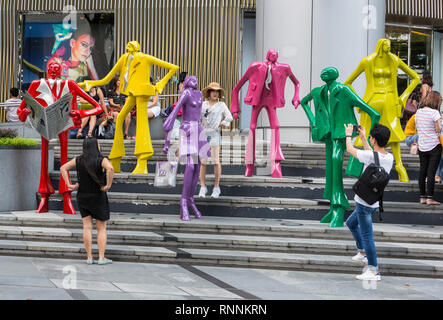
[0,145,54,211]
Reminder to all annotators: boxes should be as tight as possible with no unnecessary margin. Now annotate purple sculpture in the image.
[163,76,211,221]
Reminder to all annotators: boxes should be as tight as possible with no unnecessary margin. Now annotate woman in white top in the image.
[415,91,442,205]
[198,82,233,198]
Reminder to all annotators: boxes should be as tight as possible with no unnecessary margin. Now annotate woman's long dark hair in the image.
[79,137,104,186]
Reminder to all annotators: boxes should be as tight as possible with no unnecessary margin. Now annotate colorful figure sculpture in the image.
[17,61,104,214]
[79,41,179,174]
[344,38,420,182]
[300,67,380,227]
[163,76,211,221]
[231,49,300,178]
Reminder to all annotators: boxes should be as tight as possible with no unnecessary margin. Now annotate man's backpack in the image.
[352,151,390,213]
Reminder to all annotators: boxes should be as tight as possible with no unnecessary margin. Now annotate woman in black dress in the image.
[60,138,115,265]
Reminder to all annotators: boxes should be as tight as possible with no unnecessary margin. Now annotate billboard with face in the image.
[21,12,114,88]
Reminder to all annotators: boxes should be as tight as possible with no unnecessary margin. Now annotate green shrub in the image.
[0,128,18,138]
[0,137,38,147]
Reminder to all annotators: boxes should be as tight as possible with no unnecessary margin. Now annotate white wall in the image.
[255,0,385,143]
[433,31,443,95]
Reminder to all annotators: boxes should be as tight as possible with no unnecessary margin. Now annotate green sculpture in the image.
[300,67,380,227]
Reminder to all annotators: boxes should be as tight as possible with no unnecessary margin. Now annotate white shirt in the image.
[201,101,233,132]
[4,98,22,122]
[415,107,441,152]
[354,150,394,208]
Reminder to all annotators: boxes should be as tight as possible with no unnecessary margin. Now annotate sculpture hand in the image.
[398,98,404,117]
[292,98,300,109]
[70,110,82,127]
[233,112,238,120]
[163,139,171,154]
[78,81,92,92]
[18,107,32,122]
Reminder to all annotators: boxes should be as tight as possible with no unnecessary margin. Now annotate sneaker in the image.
[198,186,207,198]
[211,187,221,198]
[352,252,368,262]
[356,269,381,281]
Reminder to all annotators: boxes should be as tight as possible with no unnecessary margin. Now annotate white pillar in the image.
[255,0,385,143]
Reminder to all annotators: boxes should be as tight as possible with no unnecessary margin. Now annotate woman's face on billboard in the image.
[70,34,95,62]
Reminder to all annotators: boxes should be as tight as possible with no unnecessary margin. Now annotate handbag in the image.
[154,161,178,187]
[402,98,417,119]
[410,143,418,155]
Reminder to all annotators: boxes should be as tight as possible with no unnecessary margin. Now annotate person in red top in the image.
[17,61,104,214]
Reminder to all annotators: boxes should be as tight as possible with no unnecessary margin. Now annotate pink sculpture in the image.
[231,49,300,178]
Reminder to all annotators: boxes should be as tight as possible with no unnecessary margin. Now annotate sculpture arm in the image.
[163,91,188,132]
[347,86,380,128]
[398,58,420,107]
[231,64,256,116]
[344,60,366,93]
[288,68,301,108]
[300,92,316,128]
[150,56,179,94]
[69,81,104,117]
[78,55,124,91]
[17,81,38,122]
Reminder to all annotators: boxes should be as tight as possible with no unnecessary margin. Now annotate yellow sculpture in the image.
[344,39,420,182]
[79,41,179,174]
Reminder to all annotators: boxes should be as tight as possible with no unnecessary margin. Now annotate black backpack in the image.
[352,151,390,214]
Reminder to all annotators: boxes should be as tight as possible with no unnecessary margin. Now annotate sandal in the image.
[426,199,440,205]
[76,131,83,139]
[97,258,113,265]
[420,198,427,204]
[86,132,93,138]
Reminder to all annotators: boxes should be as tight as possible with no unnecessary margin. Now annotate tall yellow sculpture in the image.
[344,39,420,182]
[79,41,179,174]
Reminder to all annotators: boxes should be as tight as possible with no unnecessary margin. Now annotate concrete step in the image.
[0,224,442,261]
[48,172,443,203]
[0,238,442,278]
[2,212,443,244]
[43,192,443,226]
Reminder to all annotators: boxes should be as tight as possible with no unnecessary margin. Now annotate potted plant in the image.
[0,128,54,211]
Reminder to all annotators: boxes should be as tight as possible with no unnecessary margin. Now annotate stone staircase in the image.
[48,139,443,226]
[1,138,441,279]
[0,211,442,278]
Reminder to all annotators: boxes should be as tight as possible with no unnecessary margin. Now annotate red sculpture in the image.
[17,61,104,214]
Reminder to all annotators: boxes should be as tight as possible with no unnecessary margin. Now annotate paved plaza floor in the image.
[0,255,442,300]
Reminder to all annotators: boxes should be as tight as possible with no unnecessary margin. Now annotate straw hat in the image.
[202,82,225,100]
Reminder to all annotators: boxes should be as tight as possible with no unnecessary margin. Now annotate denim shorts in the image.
[206,130,221,147]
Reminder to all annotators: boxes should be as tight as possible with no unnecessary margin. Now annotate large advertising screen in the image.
[21,12,114,88]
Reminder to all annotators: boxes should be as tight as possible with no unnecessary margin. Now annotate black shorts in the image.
[77,192,110,221]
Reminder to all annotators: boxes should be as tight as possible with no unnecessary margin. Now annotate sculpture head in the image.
[46,61,62,79]
[320,67,339,83]
[375,39,391,55]
[126,41,141,53]
[183,76,198,90]
[266,49,278,63]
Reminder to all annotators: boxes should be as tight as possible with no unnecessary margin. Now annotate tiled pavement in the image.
[0,255,443,300]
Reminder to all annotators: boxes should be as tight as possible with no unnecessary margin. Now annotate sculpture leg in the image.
[391,142,409,182]
[59,131,75,214]
[188,160,202,219]
[180,156,195,221]
[320,135,334,224]
[321,139,349,227]
[245,105,263,176]
[132,95,154,174]
[266,106,285,178]
[37,137,55,213]
[109,95,136,173]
